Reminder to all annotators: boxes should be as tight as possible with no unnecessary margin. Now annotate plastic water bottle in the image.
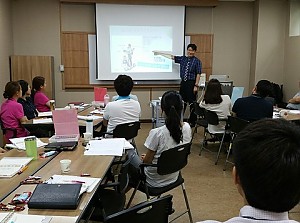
[86,117,93,138]
[104,94,110,106]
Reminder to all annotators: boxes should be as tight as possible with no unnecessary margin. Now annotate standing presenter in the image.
[154,43,202,126]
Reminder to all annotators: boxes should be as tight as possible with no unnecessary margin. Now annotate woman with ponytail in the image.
[128,90,191,188]
[31,76,51,112]
[0,81,29,142]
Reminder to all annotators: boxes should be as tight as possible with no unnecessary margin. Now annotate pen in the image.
[63,180,86,184]
[40,151,56,158]
[18,165,28,174]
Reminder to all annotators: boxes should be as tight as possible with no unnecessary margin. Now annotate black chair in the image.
[84,155,132,222]
[223,116,250,171]
[127,142,193,223]
[0,117,17,144]
[94,121,141,147]
[105,195,173,223]
[191,103,208,142]
[200,109,229,165]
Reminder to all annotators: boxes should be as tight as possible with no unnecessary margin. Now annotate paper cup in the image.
[83,132,92,142]
[60,159,71,173]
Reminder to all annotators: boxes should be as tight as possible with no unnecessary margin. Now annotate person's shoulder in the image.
[221,95,231,101]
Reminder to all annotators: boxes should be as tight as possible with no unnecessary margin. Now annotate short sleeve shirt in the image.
[174,56,202,81]
[144,122,191,187]
[0,98,29,140]
[103,99,141,133]
[34,91,50,112]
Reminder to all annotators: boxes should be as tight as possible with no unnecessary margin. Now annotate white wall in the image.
[254,0,287,85]
[0,0,13,146]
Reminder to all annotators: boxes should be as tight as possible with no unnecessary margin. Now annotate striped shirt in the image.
[174,56,202,81]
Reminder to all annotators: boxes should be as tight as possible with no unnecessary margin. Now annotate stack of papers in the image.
[38,111,52,117]
[33,118,53,124]
[84,138,133,156]
[0,157,33,177]
[90,109,104,115]
[46,174,101,195]
[0,212,52,223]
[7,137,47,150]
[77,115,102,120]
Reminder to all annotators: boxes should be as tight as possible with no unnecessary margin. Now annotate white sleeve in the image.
[144,129,159,152]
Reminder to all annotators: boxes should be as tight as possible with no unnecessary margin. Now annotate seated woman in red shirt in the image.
[31,76,51,112]
[0,81,29,143]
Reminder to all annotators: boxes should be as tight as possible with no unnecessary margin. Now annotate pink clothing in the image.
[34,91,50,112]
[0,98,29,141]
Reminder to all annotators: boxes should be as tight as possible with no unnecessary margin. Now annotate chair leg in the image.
[126,180,141,209]
[191,125,198,143]
[215,132,226,165]
[223,142,234,171]
[199,131,207,156]
[182,183,193,223]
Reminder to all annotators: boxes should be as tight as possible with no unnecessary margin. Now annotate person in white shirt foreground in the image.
[197,118,300,223]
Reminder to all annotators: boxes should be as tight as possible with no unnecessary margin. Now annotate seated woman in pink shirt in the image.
[0,81,29,143]
[31,76,51,112]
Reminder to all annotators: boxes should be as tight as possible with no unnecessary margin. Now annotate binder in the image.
[28,184,82,209]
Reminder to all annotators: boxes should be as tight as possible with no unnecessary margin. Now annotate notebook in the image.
[94,87,107,102]
[28,183,82,209]
[49,109,80,143]
[44,141,78,151]
[0,212,52,223]
[0,157,33,178]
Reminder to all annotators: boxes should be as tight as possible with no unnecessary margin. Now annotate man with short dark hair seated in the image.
[197,118,300,223]
[102,75,141,134]
[232,80,273,122]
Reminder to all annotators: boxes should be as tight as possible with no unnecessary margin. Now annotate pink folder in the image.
[94,87,107,102]
[52,109,79,136]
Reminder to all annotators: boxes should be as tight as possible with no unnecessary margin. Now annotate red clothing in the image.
[0,98,29,142]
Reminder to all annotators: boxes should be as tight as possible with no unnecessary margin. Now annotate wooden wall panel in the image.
[10,56,54,99]
[189,34,213,79]
[60,0,218,7]
[62,32,90,88]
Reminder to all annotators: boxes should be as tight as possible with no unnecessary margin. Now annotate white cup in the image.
[60,159,71,173]
[69,103,75,109]
[83,132,92,142]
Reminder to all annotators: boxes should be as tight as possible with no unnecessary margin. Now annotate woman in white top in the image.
[128,90,191,188]
[200,79,232,134]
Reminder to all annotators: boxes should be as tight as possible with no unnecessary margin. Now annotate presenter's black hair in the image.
[161,90,183,144]
[3,81,21,99]
[187,43,197,51]
[233,118,300,212]
[18,80,29,97]
[203,79,223,104]
[114,75,133,96]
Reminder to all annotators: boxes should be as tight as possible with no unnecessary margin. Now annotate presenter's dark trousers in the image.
[179,80,197,126]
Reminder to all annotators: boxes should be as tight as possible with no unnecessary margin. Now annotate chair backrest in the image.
[227,116,250,134]
[194,103,205,118]
[113,121,141,140]
[0,117,17,143]
[157,142,191,175]
[105,195,173,223]
[204,109,219,126]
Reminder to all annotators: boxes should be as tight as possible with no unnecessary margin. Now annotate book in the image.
[0,157,33,178]
[0,212,52,223]
[28,184,82,209]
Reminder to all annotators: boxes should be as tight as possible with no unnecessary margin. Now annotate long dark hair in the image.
[203,79,223,104]
[31,76,45,101]
[3,81,21,99]
[161,90,183,144]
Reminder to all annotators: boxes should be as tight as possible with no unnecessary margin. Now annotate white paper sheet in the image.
[0,213,52,223]
[46,175,101,194]
[84,138,125,156]
[38,111,53,117]
[9,137,48,150]
[0,157,33,177]
[33,118,53,124]
[77,115,102,120]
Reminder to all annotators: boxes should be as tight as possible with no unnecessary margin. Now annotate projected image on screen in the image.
[96,4,185,81]
[110,26,173,73]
